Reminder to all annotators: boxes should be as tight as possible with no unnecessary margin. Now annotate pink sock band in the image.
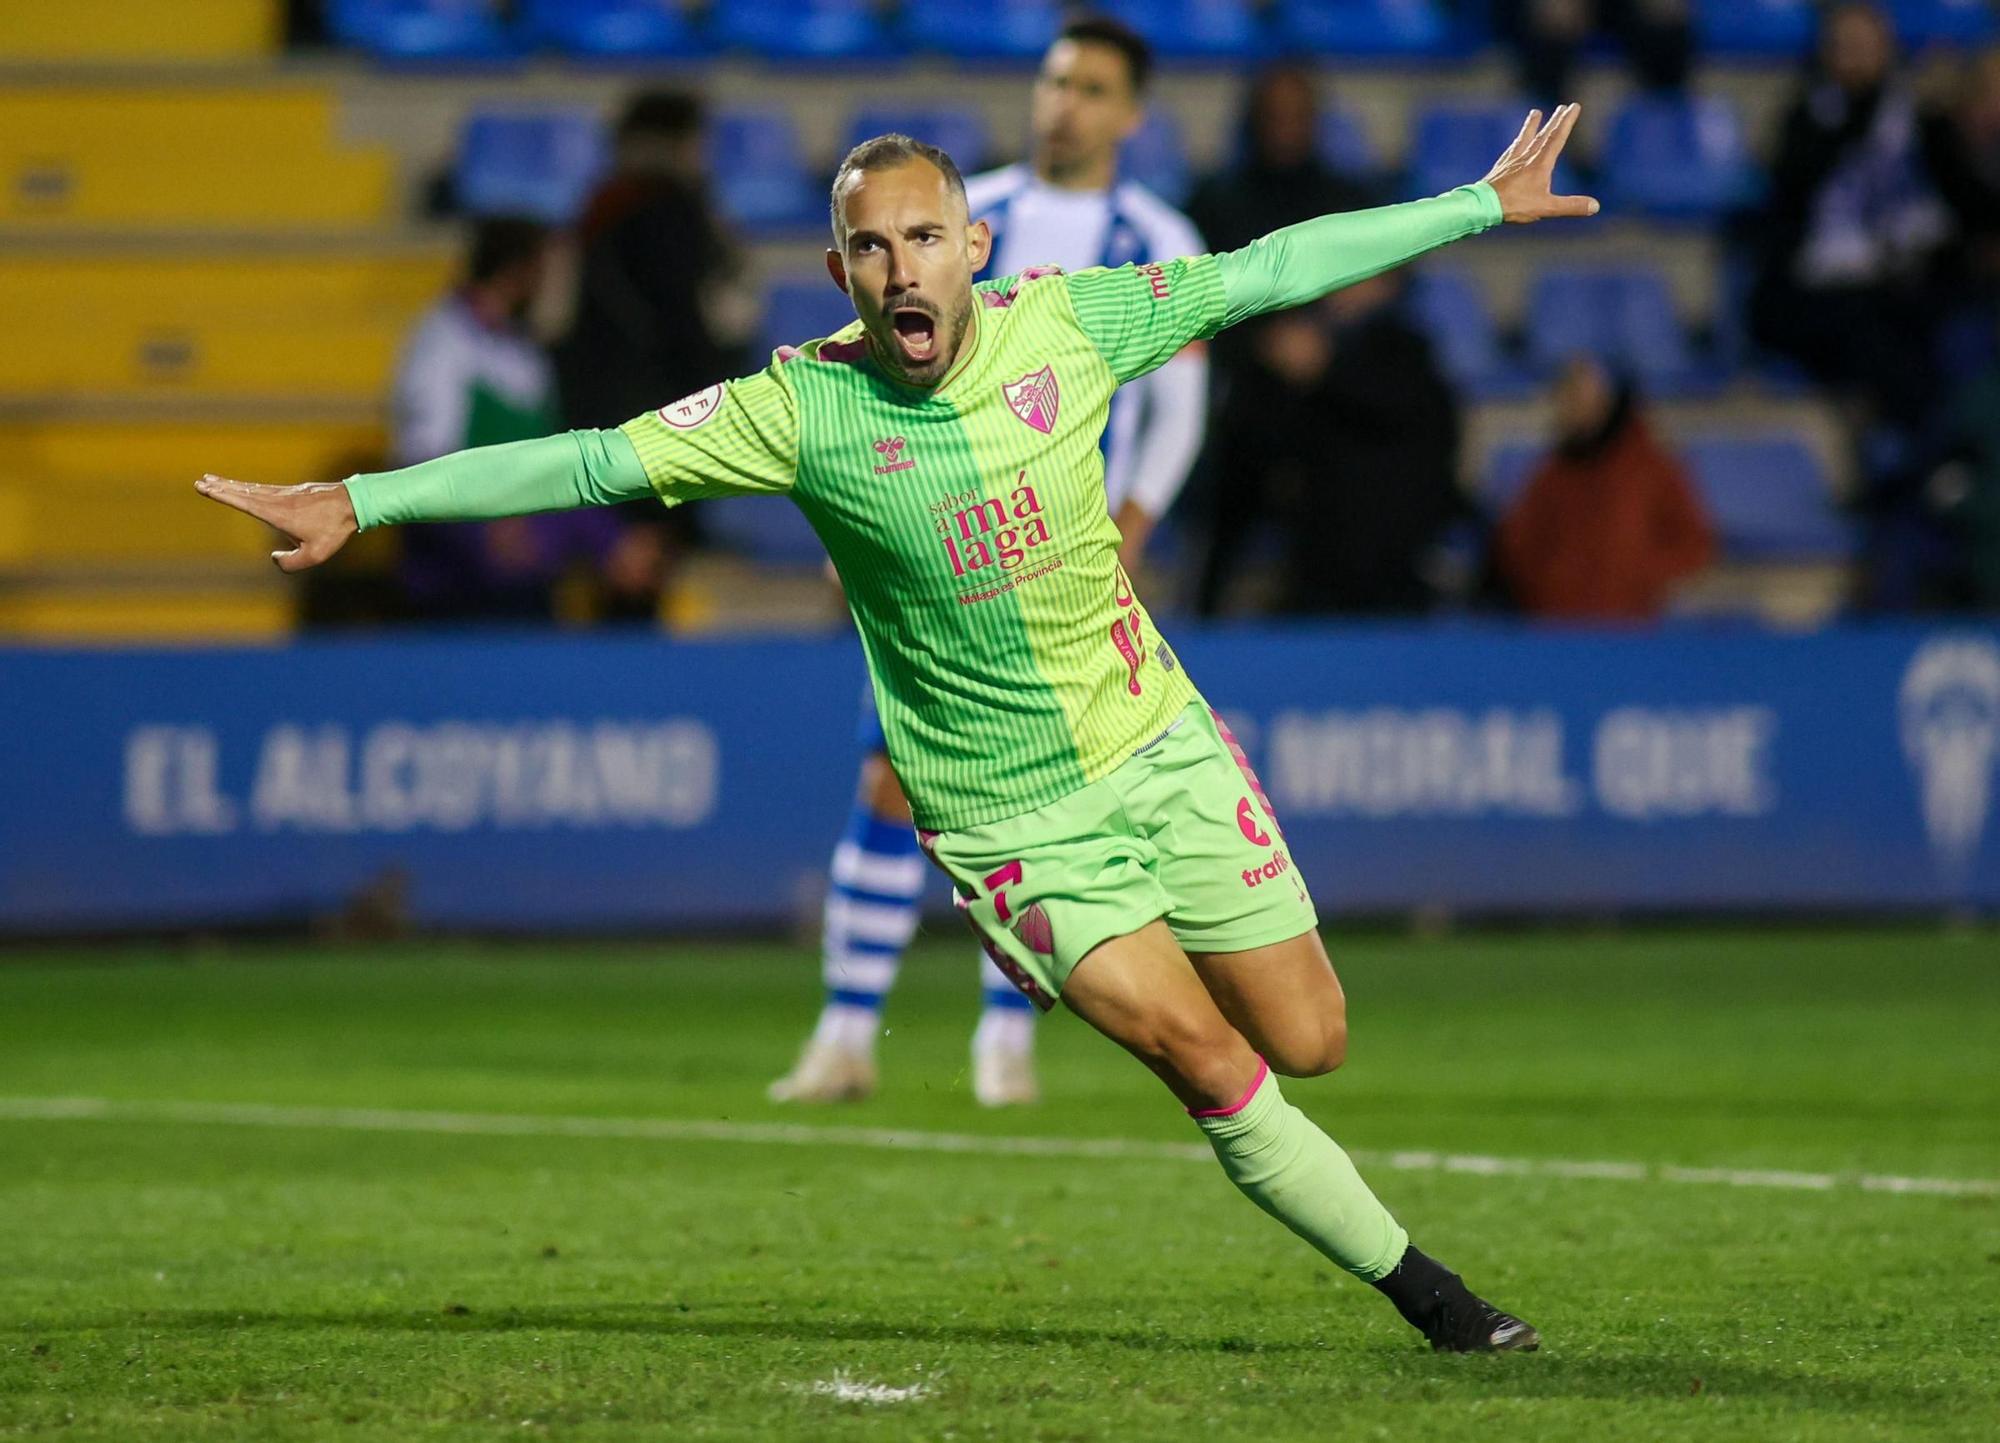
[1188,1058,1270,1118]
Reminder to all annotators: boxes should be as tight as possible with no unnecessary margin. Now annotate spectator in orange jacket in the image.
[1496,356,1715,621]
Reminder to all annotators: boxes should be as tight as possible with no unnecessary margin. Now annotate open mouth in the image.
[890,307,939,365]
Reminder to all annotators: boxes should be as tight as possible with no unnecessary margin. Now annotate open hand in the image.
[1481,104,1600,224]
[194,474,357,573]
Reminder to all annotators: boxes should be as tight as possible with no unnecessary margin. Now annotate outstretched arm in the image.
[194,428,652,573]
[1218,106,1598,326]
[1070,107,1598,385]
[196,368,799,573]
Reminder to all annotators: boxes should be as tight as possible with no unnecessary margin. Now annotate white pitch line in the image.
[1,1095,1994,1200]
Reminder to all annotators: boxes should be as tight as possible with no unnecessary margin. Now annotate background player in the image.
[769,13,1209,1110]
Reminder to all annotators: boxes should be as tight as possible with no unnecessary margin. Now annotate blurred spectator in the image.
[1187,63,1375,615]
[393,217,637,623]
[557,90,753,618]
[1204,270,1464,616]
[1925,353,2000,610]
[1187,62,1376,255]
[1749,1,1951,434]
[1496,356,1714,622]
[1492,0,1692,102]
[1922,46,2000,379]
[558,90,752,430]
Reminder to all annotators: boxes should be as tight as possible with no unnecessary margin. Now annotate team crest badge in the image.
[1002,365,1060,435]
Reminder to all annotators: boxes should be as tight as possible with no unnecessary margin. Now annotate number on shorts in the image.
[981,859,1024,922]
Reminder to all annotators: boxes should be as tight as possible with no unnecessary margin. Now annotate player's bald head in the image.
[829,134,969,245]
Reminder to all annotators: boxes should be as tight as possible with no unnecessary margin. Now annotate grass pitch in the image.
[1,928,1995,1441]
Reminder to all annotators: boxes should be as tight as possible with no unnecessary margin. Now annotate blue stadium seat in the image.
[1099,0,1265,60]
[1273,0,1459,59]
[759,279,861,359]
[711,0,886,61]
[1406,267,1531,401]
[901,0,1062,60]
[1525,267,1720,398]
[844,109,992,173]
[1319,107,1382,179]
[519,0,707,58]
[1602,95,1757,220]
[1407,101,1581,202]
[1480,440,1540,515]
[1695,0,1814,57]
[707,110,819,235]
[700,495,828,566]
[454,110,608,222]
[1683,437,1851,560]
[327,0,520,62]
[1889,0,1999,44]
[1120,110,1192,205]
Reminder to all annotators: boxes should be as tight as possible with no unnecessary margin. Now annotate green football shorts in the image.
[919,700,1317,1010]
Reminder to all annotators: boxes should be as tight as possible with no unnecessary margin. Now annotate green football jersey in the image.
[617,257,1226,831]
[344,186,1507,832]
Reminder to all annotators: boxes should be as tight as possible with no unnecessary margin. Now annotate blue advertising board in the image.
[2,623,1996,930]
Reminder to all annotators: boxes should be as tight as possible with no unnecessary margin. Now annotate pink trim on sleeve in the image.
[1188,1058,1269,1118]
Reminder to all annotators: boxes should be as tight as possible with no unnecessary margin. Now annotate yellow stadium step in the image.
[0,250,453,398]
[0,582,291,641]
[0,317,411,400]
[0,0,280,63]
[0,87,337,158]
[0,85,396,228]
[4,150,395,228]
[0,417,387,488]
[0,415,383,568]
[0,252,453,320]
[0,473,306,565]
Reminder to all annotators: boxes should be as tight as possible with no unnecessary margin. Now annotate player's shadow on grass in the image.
[4,1307,1950,1413]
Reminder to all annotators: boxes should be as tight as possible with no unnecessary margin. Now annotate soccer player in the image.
[771,13,1209,1109]
[195,105,1598,1351]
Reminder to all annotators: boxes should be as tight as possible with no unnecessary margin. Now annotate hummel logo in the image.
[872,435,915,473]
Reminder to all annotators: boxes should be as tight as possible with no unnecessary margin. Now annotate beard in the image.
[878,288,975,385]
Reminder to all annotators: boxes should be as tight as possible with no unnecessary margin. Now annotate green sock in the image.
[1191,1062,1409,1282]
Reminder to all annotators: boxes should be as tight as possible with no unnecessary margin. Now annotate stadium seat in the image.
[519,0,708,58]
[1272,0,1459,59]
[1098,0,1264,60]
[1319,107,1382,180]
[1683,437,1851,560]
[900,0,1062,60]
[1601,94,1757,220]
[1120,110,1192,205]
[759,279,861,359]
[1524,267,1720,397]
[710,0,886,62]
[706,110,819,234]
[1694,0,1814,57]
[1479,439,1540,515]
[1406,268,1531,401]
[1407,101,1581,202]
[844,109,993,173]
[1888,0,1999,44]
[454,109,609,223]
[326,0,522,63]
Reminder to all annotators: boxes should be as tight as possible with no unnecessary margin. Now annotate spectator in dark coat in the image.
[1749,1,1950,433]
[1222,270,1466,616]
[1185,63,1376,615]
